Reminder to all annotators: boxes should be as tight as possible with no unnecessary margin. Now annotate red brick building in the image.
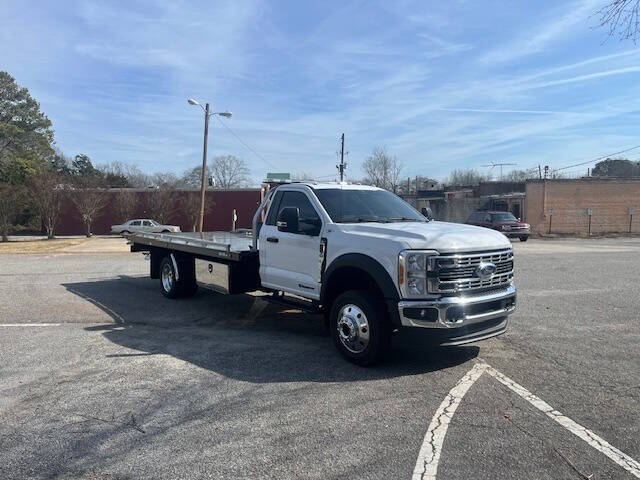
[525,178,640,236]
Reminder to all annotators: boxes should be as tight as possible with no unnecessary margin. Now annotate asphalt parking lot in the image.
[1,237,639,479]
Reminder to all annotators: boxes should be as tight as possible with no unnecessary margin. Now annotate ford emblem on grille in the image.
[475,262,497,279]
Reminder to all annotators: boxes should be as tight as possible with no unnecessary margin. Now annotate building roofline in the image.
[526,177,640,183]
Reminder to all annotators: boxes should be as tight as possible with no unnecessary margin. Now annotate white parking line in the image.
[413,362,640,479]
[0,323,62,326]
[485,365,640,479]
[412,363,488,480]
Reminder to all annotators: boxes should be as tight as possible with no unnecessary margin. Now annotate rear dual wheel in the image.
[160,256,198,298]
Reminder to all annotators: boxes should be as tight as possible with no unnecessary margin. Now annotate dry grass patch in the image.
[0,238,90,254]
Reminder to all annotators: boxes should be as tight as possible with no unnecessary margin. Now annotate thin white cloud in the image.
[529,66,640,88]
[479,0,601,65]
[436,108,584,115]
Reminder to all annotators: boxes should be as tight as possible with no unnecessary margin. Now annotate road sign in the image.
[587,208,593,216]
[631,208,635,216]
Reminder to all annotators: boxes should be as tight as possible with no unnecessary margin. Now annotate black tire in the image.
[160,256,180,298]
[161,230,171,233]
[329,290,391,366]
[519,236,529,242]
[159,255,198,298]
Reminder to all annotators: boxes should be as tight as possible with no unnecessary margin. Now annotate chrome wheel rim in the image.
[161,263,174,292]
[336,304,370,353]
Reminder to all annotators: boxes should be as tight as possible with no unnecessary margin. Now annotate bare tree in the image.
[362,147,403,193]
[211,155,250,188]
[70,177,108,237]
[28,169,65,239]
[503,169,536,181]
[444,168,493,186]
[114,189,138,223]
[146,186,178,224]
[181,191,214,232]
[182,165,213,187]
[0,183,24,241]
[598,0,640,42]
[291,172,316,181]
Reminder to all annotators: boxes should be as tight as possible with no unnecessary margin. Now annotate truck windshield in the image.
[314,189,426,223]
[491,213,518,222]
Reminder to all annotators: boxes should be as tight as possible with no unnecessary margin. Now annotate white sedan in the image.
[111,219,181,235]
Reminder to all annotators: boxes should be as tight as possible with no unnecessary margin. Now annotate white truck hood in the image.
[336,221,511,253]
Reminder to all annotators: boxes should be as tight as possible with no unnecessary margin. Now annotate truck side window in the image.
[265,191,283,226]
[277,191,321,235]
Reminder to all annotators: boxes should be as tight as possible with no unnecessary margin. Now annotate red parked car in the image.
[466,210,530,242]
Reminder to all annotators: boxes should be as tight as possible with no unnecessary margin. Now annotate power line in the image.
[215,117,280,170]
[313,173,339,180]
[551,145,640,172]
[481,161,517,180]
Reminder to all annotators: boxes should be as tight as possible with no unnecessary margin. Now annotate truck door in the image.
[259,190,322,299]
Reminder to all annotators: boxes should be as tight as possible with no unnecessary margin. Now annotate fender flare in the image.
[321,253,399,302]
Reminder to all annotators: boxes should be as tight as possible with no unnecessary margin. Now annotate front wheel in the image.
[329,290,391,366]
[519,236,529,242]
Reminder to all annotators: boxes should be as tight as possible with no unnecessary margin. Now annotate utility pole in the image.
[187,98,232,233]
[198,103,210,233]
[337,133,346,181]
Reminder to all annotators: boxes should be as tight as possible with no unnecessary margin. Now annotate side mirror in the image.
[276,207,299,233]
[421,207,434,221]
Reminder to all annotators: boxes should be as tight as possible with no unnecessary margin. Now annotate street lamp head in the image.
[187,98,200,106]
[218,111,232,118]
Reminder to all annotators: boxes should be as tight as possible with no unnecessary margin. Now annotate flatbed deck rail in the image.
[128,231,255,261]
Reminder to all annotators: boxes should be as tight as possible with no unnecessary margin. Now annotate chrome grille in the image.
[428,249,514,293]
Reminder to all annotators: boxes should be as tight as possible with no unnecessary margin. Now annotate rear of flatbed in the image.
[129,231,260,295]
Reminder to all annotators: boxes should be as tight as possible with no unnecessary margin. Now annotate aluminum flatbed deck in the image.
[128,230,255,261]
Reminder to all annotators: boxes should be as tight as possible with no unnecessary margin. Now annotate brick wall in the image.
[525,179,640,236]
[56,188,262,235]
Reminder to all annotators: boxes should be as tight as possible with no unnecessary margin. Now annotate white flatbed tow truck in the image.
[128,182,516,365]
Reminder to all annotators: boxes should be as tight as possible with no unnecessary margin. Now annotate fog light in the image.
[445,306,465,323]
[404,307,438,322]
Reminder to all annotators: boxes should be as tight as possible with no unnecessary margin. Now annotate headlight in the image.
[398,250,438,298]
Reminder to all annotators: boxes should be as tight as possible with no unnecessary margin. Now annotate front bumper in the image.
[397,285,516,344]
[502,229,529,238]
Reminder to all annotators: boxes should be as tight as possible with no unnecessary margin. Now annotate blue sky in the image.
[2,0,640,183]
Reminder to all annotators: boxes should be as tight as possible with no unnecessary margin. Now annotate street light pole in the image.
[188,98,231,233]
[198,103,210,233]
